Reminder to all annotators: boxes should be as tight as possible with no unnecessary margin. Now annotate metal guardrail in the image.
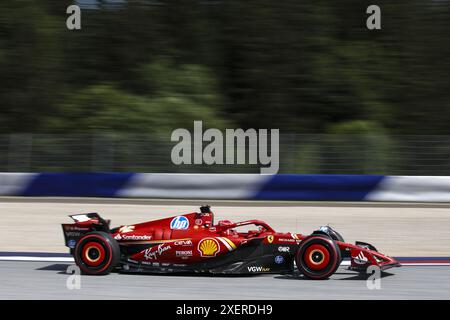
[1,133,449,175]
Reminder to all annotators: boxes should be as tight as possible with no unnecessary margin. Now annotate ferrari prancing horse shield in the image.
[267,235,274,243]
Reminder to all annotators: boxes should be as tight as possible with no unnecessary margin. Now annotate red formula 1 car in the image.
[62,206,400,279]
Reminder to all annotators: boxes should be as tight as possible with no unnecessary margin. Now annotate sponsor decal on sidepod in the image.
[144,244,171,260]
[176,250,193,257]
[174,240,193,246]
[198,238,220,257]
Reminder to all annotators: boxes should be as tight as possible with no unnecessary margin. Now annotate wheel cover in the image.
[303,244,330,270]
[81,241,105,267]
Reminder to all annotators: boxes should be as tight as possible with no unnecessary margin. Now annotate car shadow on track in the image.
[36,263,72,274]
[36,263,262,277]
[275,271,395,281]
[116,271,262,278]
[36,264,395,281]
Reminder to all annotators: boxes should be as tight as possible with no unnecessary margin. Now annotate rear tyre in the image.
[295,235,341,280]
[74,231,120,275]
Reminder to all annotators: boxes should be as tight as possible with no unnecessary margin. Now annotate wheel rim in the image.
[81,241,105,267]
[303,244,330,270]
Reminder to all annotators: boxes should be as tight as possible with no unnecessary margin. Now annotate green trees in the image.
[50,61,230,134]
[0,1,449,135]
[0,1,63,132]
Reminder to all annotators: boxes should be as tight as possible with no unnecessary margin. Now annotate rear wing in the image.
[69,212,110,230]
[62,212,111,251]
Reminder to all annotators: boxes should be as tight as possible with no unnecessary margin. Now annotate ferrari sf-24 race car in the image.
[62,206,400,279]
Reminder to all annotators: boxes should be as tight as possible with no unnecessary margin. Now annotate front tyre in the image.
[74,231,120,275]
[295,235,341,280]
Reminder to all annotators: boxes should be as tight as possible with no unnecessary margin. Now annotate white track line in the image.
[0,256,74,262]
[398,263,450,266]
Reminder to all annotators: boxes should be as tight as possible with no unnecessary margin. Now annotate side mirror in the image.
[200,205,211,214]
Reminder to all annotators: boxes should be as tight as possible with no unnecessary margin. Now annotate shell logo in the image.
[198,238,220,257]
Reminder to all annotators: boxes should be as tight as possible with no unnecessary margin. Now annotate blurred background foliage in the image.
[0,0,449,173]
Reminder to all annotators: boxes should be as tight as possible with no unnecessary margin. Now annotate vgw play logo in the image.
[171,121,279,174]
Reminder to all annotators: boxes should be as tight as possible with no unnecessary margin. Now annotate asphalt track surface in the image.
[0,261,448,299]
